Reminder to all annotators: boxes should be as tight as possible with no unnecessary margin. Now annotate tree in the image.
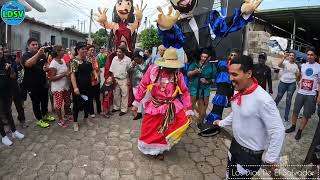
[139,26,162,50]
[92,28,109,48]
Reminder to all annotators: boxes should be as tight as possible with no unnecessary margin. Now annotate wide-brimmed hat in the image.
[155,48,184,69]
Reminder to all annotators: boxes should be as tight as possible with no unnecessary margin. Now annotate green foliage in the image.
[139,27,161,50]
[92,28,109,48]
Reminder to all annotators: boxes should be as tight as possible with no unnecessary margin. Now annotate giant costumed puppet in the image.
[155,0,263,136]
[95,0,146,78]
[95,0,146,108]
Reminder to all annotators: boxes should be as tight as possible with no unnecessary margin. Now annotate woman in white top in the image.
[48,45,71,127]
[274,52,299,121]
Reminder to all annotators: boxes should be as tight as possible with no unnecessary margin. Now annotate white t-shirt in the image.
[49,59,70,92]
[298,62,320,96]
[110,56,131,79]
[280,61,299,83]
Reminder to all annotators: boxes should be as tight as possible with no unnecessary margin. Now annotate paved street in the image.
[0,80,318,180]
[0,98,231,180]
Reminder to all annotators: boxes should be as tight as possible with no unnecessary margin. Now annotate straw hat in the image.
[155,48,184,69]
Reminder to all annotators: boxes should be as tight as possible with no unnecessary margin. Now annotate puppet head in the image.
[112,0,135,23]
[170,0,198,14]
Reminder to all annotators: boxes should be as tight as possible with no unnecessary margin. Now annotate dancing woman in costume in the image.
[131,48,193,159]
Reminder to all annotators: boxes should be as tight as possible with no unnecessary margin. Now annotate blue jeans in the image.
[274,81,296,121]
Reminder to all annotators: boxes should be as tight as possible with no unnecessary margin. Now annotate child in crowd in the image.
[129,48,150,120]
[100,77,113,118]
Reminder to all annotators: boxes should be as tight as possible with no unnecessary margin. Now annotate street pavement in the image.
[0,80,317,179]
[0,98,231,180]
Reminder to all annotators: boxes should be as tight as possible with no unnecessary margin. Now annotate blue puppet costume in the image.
[156,0,262,136]
[203,48,240,136]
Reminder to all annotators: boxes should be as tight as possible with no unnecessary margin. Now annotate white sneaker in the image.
[73,122,79,132]
[90,114,96,118]
[2,136,13,146]
[12,131,25,140]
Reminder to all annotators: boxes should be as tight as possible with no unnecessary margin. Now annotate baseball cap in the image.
[75,42,87,50]
[133,48,144,59]
[258,52,267,59]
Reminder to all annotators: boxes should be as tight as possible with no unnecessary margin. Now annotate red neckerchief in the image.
[230,78,259,106]
[228,60,231,72]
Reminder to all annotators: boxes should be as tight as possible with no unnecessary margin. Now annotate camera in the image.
[43,46,53,54]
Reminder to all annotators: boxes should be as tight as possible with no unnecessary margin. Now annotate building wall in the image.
[60,31,85,49]
[10,20,86,52]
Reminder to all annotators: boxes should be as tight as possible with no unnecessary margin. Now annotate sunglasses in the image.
[230,54,237,57]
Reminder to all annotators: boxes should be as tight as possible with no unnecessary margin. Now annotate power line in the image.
[93,21,100,30]
[55,1,87,21]
[144,2,170,21]
[59,0,91,18]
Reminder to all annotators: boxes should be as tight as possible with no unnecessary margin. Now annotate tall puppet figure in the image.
[95,0,147,78]
[156,0,262,60]
[155,0,263,136]
[201,48,239,137]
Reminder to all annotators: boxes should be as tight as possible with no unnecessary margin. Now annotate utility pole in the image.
[144,17,147,30]
[77,19,80,31]
[5,24,8,45]
[83,20,86,33]
[88,9,93,44]
[80,21,83,32]
[89,9,93,38]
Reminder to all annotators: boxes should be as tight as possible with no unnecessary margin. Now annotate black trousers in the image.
[73,89,90,122]
[19,83,28,101]
[29,87,49,121]
[89,84,101,114]
[209,83,234,116]
[227,139,263,179]
[0,95,16,137]
[10,82,25,123]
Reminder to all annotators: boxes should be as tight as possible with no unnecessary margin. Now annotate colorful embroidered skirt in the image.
[138,110,190,155]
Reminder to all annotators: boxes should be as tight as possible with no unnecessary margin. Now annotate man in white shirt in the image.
[110,46,132,116]
[214,55,285,179]
[286,48,320,140]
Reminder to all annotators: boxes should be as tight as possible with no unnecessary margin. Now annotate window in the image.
[62,37,68,48]
[30,30,40,42]
[12,32,22,51]
[70,39,77,48]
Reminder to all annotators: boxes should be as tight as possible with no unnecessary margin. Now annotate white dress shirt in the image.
[219,86,285,163]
